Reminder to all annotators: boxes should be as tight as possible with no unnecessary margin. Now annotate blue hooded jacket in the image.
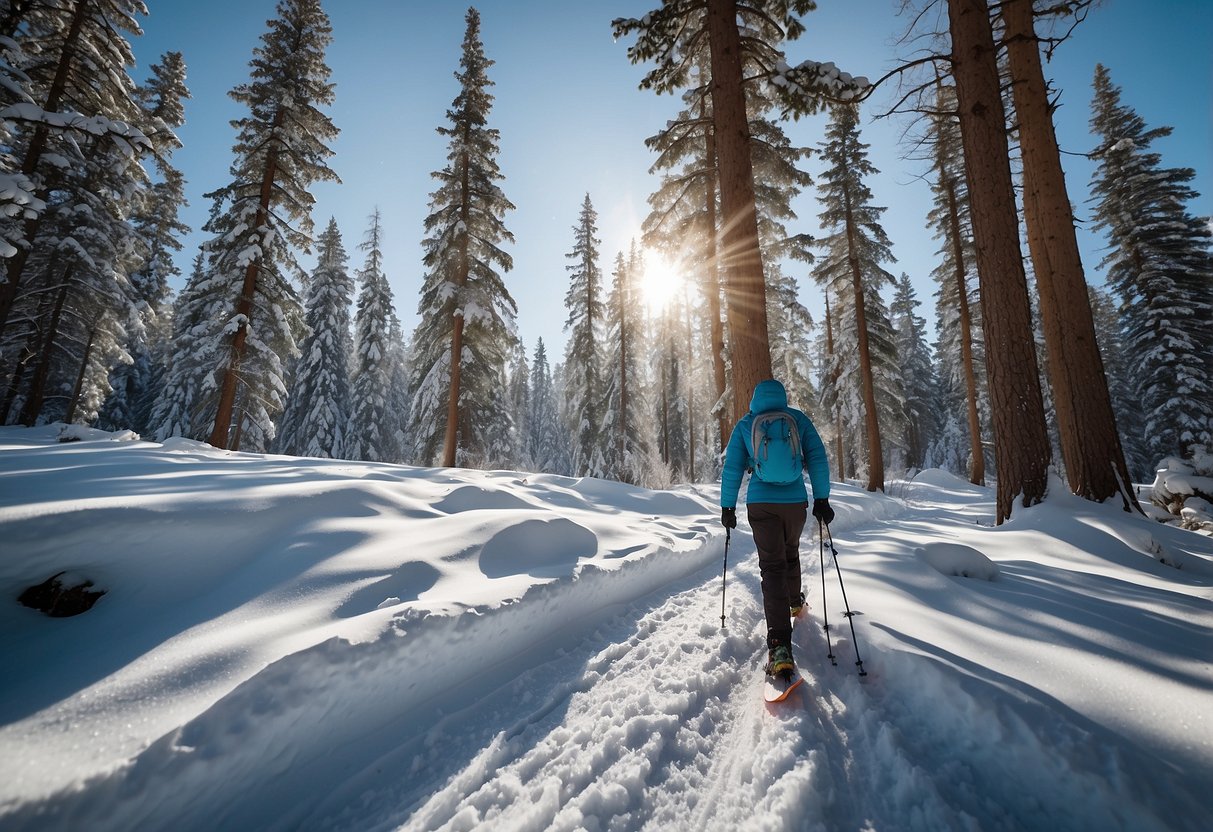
[720,379,830,509]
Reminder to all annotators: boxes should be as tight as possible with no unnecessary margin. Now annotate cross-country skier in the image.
[720,379,833,678]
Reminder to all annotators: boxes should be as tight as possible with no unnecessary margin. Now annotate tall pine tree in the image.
[1089,64,1213,464]
[890,273,938,471]
[946,0,1051,522]
[409,7,517,469]
[527,338,570,475]
[200,0,338,449]
[812,104,900,491]
[349,209,396,462]
[562,193,606,477]
[277,218,353,458]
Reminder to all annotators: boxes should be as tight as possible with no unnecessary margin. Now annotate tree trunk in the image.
[685,290,696,479]
[947,0,1051,523]
[2,332,35,422]
[824,293,846,479]
[843,190,885,492]
[64,322,98,424]
[208,110,284,449]
[619,273,629,468]
[707,0,772,421]
[942,169,986,484]
[1,285,55,422]
[0,0,91,336]
[18,273,71,426]
[442,142,473,468]
[1003,0,1138,511]
[701,92,730,450]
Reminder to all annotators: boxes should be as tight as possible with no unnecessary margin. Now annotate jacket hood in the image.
[749,379,788,414]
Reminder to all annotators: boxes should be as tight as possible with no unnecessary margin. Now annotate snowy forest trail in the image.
[3,429,1209,832]
[311,483,1203,832]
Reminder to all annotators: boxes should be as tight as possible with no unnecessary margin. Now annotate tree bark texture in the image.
[18,273,70,426]
[64,322,97,424]
[843,190,885,492]
[707,0,772,422]
[1003,0,1137,511]
[942,171,986,484]
[208,112,283,449]
[701,96,730,450]
[825,293,846,479]
[947,0,1051,523]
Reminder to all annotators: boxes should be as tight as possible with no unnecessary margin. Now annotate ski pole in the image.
[720,528,730,630]
[825,523,867,677]
[819,519,836,665]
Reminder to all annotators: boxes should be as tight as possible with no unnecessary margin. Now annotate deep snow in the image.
[1,425,1210,831]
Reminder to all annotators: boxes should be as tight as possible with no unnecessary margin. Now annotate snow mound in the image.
[916,542,1000,580]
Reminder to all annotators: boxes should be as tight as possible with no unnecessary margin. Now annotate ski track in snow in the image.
[2,433,1210,832]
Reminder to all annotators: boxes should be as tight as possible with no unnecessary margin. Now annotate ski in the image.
[762,671,804,703]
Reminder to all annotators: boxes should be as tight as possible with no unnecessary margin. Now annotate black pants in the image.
[747,501,808,645]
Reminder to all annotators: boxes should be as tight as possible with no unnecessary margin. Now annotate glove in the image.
[721,507,737,529]
[812,498,834,525]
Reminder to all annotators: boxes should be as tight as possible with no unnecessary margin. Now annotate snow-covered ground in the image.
[1,425,1210,832]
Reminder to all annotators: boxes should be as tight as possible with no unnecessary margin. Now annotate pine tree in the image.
[408,7,517,468]
[0,0,152,337]
[946,0,1051,522]
[1089,64,1213,463]
[812,104,900,491]
[527,338,570,475]
[99,52,191,433]
[641,60,731,449]
[562,193,606,477]
[1088,285,1151,480]
[601,247,651,484]
[277,218,353,458]
[200,0,339,449]
[507,344,531,469]
[148,251,208,440]
[384,315,412,463]
[348,210,396,462]
[614,2,856,423]
[890,273,939,470]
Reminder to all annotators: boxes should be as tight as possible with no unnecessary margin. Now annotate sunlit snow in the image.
[0,425,1210,831]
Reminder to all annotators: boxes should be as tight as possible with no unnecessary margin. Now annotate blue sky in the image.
[132,0,1211,360]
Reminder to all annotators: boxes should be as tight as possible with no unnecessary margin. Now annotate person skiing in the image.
[720,378,833,679]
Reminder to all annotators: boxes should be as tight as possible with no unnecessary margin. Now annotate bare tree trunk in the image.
[660,339,670,463]
[1003,0,1137,511]
[941,170,986,484]
[702,97,730,451]
[18,273,71,426]
[1,286,54,422]
[64,321,98,424]
[0,0,91,336]
[618,270,629,469]
[208,110,284,449]
[824,293,846,479]
[843,191,885,492]
[707,0,772,421]
[684,286,696,478]
[947,0,1051,523]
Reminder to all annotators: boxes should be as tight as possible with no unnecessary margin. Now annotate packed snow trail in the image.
[317,500,1203,832]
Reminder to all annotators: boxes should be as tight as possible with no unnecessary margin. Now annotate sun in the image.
[640,250,688,316]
